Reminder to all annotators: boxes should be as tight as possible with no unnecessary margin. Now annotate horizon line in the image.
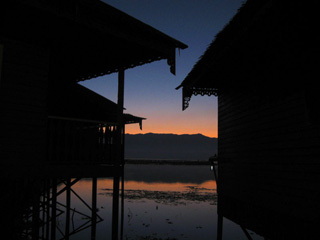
[125,132,217,138]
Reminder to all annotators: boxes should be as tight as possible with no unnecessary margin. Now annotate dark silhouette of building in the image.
[177,0,320,238]
[1,1,187,239]
[0,0,187,169]
[47,83,145,164]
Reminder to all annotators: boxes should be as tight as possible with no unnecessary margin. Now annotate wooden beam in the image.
[120,166,125,239]
[51,179,57,240]
[91,177,97,240]
[32,180,40,240]
[112,69,124,239]
[240,226,254,240]
[112,175,120,240]
[217,214,223,240]
[117,69,124,119]
[65,178,71,240]
[117,69,125,165]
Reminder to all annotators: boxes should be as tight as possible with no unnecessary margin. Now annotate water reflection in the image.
[3,164,269,240]
[2,173,119,240]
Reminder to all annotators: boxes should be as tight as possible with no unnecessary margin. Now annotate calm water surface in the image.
[54,164,263,240]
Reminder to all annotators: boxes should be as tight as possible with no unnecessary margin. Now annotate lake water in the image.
[51,164,263,240]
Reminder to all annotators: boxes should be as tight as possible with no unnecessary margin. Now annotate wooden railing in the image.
[47,116,124,165]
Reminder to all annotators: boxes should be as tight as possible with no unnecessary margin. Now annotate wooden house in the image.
[47,83,145,164]
[0,0,187,170]
[177,0,320,238]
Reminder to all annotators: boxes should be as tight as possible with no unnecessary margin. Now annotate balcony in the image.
[47,116,123,165]
[46,83,144,167]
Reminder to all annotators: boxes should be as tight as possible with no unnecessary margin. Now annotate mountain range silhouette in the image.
[125,133,217,161]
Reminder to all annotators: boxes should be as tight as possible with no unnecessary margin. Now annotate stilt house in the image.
[0,0,187,168]
[177,0,320,238]
[48,83,145,164]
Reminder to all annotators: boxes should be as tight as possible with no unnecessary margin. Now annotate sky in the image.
[80,0,245,138]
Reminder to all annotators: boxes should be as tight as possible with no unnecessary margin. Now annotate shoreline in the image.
[125,159,211,165]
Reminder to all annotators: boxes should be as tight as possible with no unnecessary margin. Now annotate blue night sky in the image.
[80,0,244,138]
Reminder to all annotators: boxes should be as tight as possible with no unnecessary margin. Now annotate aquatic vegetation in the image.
[100,186,217,206]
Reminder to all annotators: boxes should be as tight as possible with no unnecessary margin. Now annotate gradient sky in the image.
[80,0,244,138]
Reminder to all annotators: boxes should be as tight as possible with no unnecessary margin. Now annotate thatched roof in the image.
[49,83,145,128]
[1,0,187,81]
[177,0,320,110]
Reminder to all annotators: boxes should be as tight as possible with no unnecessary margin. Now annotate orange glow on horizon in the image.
[122,180,217,192]
[73,178,217,192]
[71,178,217,193]
[125,124,218,138]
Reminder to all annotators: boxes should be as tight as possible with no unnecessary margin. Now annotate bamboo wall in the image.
[218,86,320,236]
[0,39,49,165]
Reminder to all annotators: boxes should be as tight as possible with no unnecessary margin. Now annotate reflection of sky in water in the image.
[55,164,263,240]
[125,199,216,239]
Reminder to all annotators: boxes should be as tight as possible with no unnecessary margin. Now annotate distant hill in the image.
[125,133,217,161]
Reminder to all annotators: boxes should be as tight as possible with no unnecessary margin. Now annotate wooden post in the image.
[112,69,124,239]
[217,192,223,240]
[117,69,125,165]
[65,178,71,240]
[217,214,223,240]
[91,177,97,240]
[51,179,57,240]
[120,165,125,239]
[32,180,40,240]
[121,125,125,165]
[112,175,120,240]
[46,180,50,240]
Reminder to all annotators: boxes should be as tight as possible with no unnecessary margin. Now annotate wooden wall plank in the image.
[0,39,49,164]
[218,85,320,223]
